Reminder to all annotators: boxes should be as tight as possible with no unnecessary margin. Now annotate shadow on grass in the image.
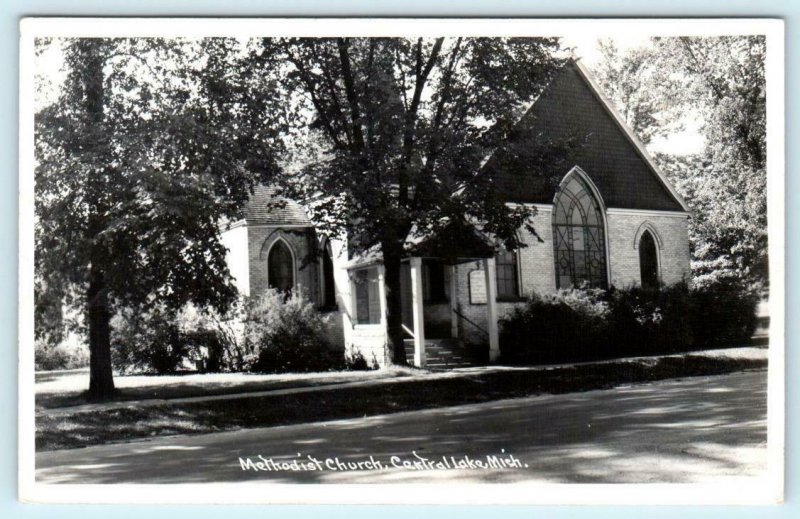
[36,371,396,410]
[36,356,766,453]
[36,368,767,484]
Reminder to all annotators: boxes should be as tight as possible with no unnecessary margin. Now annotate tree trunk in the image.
[80,40,115,400]
[382,241,407,365]
[87,264,115,400]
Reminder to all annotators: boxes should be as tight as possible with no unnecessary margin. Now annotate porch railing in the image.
[452,307,489,337]
[401,324,415,339]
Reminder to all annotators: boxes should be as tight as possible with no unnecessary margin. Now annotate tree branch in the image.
[337,38,366,151]
[281,41,348,150]
[399,37,444,205]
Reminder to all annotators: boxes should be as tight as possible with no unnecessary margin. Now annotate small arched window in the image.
[552,171,608,289]
[268,239,295,292]
[639,230,659,289]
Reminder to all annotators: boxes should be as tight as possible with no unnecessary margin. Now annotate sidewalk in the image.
[37,346,767,418]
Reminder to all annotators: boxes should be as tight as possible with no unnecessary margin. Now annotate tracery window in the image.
[552,172,608,289]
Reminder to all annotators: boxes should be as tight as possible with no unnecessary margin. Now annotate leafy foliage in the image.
[266,37,565,251]
[34,38,287,396]
[593,39,684,144]
[344,349,378,371]
[593,36,768,291]
[687,280,760,349]
[243,289,341,373]
[254,37,567,362]
[111,305,191,375]
[35,338,89,371]
[655,36,767,290]
[500,288,609,363]
[500,282,758,365]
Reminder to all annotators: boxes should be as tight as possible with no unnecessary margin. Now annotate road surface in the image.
[36,370,767,484]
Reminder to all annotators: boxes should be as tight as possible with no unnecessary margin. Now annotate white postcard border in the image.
[18,16,786,505]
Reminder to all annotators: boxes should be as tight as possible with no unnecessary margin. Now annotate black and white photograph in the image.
[18,18,784,504]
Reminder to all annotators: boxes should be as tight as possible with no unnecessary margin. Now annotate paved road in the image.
[36,370,767,484]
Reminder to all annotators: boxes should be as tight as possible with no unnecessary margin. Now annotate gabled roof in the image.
[485,59,689,212]
[405,219,496,263]
[243,185,313,226]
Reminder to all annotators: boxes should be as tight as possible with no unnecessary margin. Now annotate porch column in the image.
[482,257,500,362]
[377,265,387,329]
[377,265,390,366]
[449,265,459,339]
[409,257,427,368]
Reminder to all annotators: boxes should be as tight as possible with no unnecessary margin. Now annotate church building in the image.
[220,59,691,369]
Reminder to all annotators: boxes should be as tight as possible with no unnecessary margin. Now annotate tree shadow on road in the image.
[36,371,767,484]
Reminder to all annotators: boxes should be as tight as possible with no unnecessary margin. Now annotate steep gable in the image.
[488,60,688,212]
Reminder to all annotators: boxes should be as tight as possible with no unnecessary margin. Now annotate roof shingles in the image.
[244,185,312,226]
[486,61,685,212]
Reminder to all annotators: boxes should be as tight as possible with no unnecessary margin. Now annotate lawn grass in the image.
[35,369,402,409]
[36,355,766,452]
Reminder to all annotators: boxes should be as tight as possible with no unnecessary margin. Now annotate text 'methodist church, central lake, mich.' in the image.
[220,59,691,369]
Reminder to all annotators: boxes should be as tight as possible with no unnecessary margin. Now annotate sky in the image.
[34,34,705,157]
[562,33,704,156]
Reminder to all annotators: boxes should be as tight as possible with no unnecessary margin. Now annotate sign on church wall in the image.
[468,269,486,304]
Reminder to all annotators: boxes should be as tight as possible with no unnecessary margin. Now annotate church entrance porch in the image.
[398,256,500,368]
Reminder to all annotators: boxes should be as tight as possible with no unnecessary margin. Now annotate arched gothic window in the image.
[638,230,659,289]
[268,239,295,292]
[552,171,608,289]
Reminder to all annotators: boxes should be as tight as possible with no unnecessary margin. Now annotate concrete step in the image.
[403,338,483,369]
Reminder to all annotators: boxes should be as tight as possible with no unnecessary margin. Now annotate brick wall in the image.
[518,207,558,295]
[241,209,691,362]
[449,206,691,345]
[606,211,691,287]
[247,225,320,302]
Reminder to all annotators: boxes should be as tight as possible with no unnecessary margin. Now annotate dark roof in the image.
[406,220,496,263]
[486,61,686,212]
[244,185,312,226]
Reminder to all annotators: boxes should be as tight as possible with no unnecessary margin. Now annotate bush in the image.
[345,349,378,371]
[606,282,693,356]
[244,289,342,373]
[689,280,759,348]
[500,280,758,365]
[35,338,89,371]
[176,305,246,373]
[111,306,192,374]
[500,288,610,364]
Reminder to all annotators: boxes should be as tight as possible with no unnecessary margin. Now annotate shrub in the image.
[244,289,342,373]
[606,282,693,356]
[35,338,89,371]
[176,305,246,373]
[345,348,378,371]
[500,280,757,365]
[111,306,191,374]
[689,280,759,348]
[499,288,610,364]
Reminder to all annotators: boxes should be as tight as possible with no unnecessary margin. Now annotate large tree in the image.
[592,36,767,291]
[592,39,684,145]
[254,37,566,364]
[34,38,285,399]
[656,36,767,290]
